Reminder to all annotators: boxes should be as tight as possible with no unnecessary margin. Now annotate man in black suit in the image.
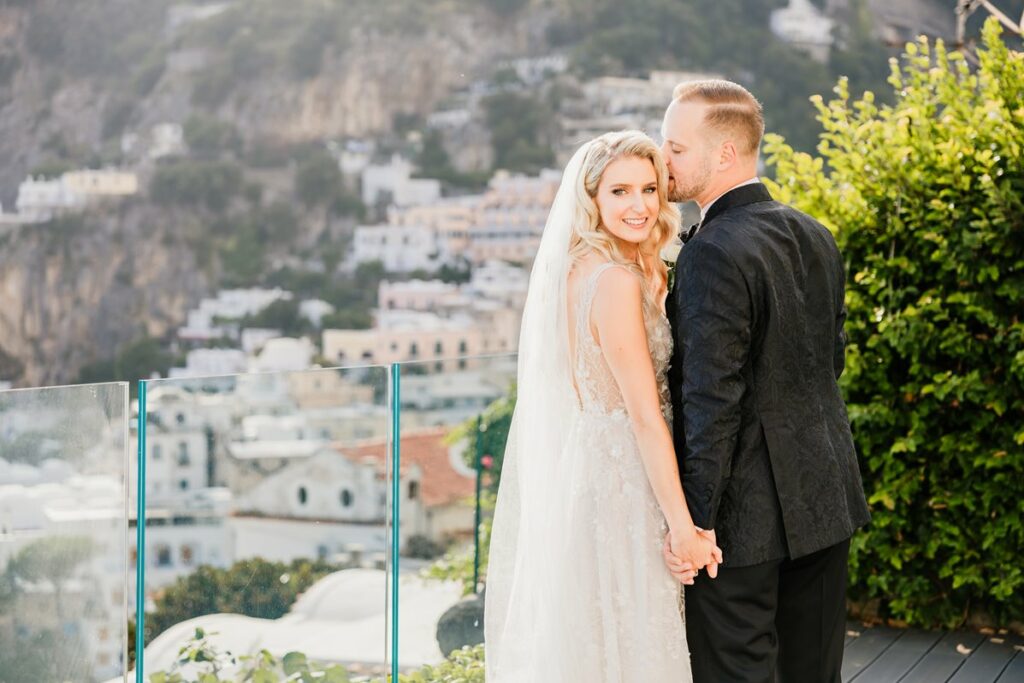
[661,80,871,682]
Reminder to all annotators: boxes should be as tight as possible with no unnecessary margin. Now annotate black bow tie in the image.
[680,223,700,244]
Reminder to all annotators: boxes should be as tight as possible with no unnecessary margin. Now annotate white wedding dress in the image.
[485,140,691,682]
[486,265,691,682]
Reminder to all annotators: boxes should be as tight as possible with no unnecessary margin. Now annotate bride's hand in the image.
[662,533,697,585]
[663,528,723,583]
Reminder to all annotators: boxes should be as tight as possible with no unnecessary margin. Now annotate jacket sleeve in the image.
[834,258,848,380]
[675,239,752,530]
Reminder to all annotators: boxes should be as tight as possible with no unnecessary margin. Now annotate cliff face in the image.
[0,2,526,387]
[0,205,208,386]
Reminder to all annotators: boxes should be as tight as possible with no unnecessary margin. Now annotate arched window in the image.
[340,489,354,508]
[297,486,308,505]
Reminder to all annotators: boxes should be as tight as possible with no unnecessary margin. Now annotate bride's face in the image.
[594,155,661,252]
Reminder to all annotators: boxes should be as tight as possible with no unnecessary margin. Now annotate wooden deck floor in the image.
[843,622,1024,682]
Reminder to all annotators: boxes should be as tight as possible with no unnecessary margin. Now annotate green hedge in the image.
[764,19,1024,628]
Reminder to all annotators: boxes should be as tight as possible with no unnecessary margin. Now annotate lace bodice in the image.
[572,262,673,422]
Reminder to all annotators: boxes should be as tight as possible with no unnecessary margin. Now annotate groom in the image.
[661,80,871,682]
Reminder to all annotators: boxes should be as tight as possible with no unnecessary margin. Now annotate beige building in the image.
[378,280,463,312]
[390,198,476,259]
[469,169,560,265]
[63,170,139,196]
[322,309,516,367]
[287,371,377,410]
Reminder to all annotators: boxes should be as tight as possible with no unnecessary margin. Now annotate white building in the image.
[14,176,81,221]
[149,123,186,159]
[248,337,316,373]
[178,288,291,342]
[14,170,139,222]
[352,223,447,273]
[399,369,513,428]
[361,156,441,208]
[240,327,282,354]
[771,0,836,62]
[464,260,529,308]
[234,448,383,523]
[502,53,569,86]
[168,348,248,380]
[135,488,234,592]
[331,139,374,181]
[300,299,335,327]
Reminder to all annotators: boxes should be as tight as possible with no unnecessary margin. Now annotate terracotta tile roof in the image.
[339,427,475,508]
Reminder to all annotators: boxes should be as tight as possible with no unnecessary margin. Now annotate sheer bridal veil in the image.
[484,142,594,681]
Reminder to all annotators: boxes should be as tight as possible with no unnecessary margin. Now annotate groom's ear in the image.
[717,139,739,170]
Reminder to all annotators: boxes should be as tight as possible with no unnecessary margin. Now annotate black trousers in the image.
[684,538,850,683]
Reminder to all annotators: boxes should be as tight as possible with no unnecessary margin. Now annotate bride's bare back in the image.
[567,252,671,418]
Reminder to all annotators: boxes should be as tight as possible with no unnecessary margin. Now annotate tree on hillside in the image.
[483,92,555,174]
[764,19,1024,628]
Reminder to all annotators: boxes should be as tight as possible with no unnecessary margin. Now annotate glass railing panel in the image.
[0,382,130,683]
[392,354,516,678]
[135,366,390,682]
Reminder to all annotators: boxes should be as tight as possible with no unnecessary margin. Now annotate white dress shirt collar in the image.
[699,177,761,223]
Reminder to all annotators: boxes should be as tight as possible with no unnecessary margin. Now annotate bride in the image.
[485,131,721,682]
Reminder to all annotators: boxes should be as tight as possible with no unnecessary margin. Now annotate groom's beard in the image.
[668,161,713,203]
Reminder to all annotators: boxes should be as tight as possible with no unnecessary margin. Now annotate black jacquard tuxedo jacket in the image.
[667,183,870,568]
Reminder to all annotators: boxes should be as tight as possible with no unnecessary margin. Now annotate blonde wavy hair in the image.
[567,130,680,296]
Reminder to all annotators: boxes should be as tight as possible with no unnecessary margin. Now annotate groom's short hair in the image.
[672,80,764,156]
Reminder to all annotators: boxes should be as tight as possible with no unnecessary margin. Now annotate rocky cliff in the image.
[0,204,209,386]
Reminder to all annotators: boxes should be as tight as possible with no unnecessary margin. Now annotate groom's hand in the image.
[696,528,723,579]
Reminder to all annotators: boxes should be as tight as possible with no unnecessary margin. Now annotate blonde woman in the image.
[485,131,720,682]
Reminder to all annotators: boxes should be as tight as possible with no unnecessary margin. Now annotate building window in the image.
[435,341,443,354]
[434,361,443,372]
[408,481,419,500]
[176,412,186,425]
[458,340,468,353]
[340,489,354,507]
[177,442,190,466]
[180,545,195,567]
[409,342,419,358]
[179,479,189,490]
[458,358,467,370]
[152,444,162,461]
[298,486,308,505]
[155,545,172,567]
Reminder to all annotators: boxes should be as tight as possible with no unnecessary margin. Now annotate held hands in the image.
[662,528,723,585]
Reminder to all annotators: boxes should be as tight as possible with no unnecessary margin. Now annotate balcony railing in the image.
[0,355,516,683]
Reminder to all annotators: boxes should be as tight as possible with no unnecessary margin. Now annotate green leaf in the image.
[282,652,308,676]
